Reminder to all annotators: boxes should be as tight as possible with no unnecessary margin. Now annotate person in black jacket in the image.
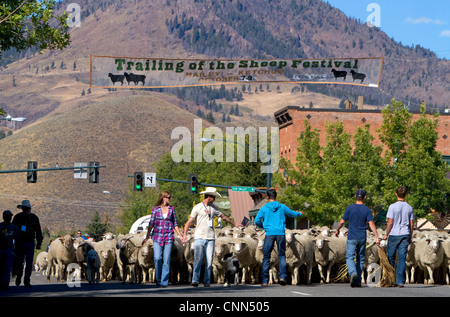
[0,210,19,290]
[12,200,43,287]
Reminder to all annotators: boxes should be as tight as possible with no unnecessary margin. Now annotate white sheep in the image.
[116,234,141,284]
[86,249,100,284]
[170,237,185,284]
[94,239,116,282]
[405,238,419,284]
[286,231,314,285]
[414,234,445,285]
[213,236,235,284]
[47,234,76,282]
[35,251,48,275]
[313,235,347,283]
[443,238,450,285]
[363,234,380,284]
[183,234,195,283]
[216,225,235,238]
[233,236,258,284]
[138,238,154,284]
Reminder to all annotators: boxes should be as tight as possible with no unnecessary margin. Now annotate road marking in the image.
[291,291,311,296]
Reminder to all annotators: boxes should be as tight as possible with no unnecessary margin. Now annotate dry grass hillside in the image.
[0,94,204,232]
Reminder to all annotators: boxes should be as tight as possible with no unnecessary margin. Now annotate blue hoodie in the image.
[254,201,302,236]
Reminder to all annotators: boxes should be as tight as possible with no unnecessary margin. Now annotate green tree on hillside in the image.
[0,0,70,58]
[275,99,450,226]
[86,211,111,236]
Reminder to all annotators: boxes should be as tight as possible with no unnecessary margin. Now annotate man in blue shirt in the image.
[335,189,380,287]
[255,189,302,286]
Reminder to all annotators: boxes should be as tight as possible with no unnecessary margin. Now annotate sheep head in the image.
[426,236,443,251]
[59,234,74,249]
[314,237,329,250]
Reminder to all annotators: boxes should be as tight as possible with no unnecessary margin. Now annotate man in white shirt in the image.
[382,186,414,287]
[182,187,241,287]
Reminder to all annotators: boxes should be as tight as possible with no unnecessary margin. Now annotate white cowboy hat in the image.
[200,187,222,198]
[17,199,34,209]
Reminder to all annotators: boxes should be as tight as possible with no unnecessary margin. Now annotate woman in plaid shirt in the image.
[143,191,182,287]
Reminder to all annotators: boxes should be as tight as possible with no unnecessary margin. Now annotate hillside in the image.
[2,0,448,111]
[0,94,206,231]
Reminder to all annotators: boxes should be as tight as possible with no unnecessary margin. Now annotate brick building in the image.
[274,106,450,166]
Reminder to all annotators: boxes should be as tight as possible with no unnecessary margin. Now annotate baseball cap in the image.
[355,189,366,198]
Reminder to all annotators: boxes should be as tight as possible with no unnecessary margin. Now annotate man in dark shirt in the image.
[335,189,380,287]
[0,210,19,290]
[12,200,43,287]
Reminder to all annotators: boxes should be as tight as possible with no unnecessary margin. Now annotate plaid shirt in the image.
[149,205,178,247]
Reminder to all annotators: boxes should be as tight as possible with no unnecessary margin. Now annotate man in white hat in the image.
[182,187,242,287]
[12,200,43,287]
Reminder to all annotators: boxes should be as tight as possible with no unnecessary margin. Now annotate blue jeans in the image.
[262,235,286,284]
[0,248,14,289]
[153,242,173,287]
[387,234,409,286]
[192,239,215,285]
[14,241,35,285]
[346,239,366,285]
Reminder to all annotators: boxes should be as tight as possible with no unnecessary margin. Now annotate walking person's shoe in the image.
[350,273,358,288]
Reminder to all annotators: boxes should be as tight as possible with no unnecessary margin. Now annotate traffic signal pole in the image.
[154,177,268,193]
[0,164,105,184]
[0,164,106,174]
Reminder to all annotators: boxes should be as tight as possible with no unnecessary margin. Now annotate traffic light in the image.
[134,172,143,191]
[189,174,198,194]
[89,161,99,183]
[27,161,37,183]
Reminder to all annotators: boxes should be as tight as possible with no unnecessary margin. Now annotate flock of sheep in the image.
[34,225,450,286]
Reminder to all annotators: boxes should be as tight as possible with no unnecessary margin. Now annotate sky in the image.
[324,0,450,60]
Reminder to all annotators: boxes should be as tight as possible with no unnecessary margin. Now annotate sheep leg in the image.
[129,264,136,284]
[293,266,299,285]
[446,265,449,285]
[445,264,450,285]
[141,268,147,284]
[253,265,260,284]
[425,266,434,285]
[405,267,410,284]
[272,267,279,284]
[241,267,247,284]
[305,263,312,285]
[317,264,326,283]
[46,261,53,282]
[121,263,127,284]
[250,266,257,284]
[326,261,335,284]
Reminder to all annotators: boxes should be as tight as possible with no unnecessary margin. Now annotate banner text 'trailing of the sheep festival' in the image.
[90,56,383,89]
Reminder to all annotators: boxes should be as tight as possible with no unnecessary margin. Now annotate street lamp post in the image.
[200,137,271,192]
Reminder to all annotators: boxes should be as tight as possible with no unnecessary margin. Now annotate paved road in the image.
[1,272,449,298]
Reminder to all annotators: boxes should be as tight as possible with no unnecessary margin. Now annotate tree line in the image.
[275,99,450,225]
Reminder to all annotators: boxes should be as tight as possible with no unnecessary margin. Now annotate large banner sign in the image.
[90,55,383,88]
